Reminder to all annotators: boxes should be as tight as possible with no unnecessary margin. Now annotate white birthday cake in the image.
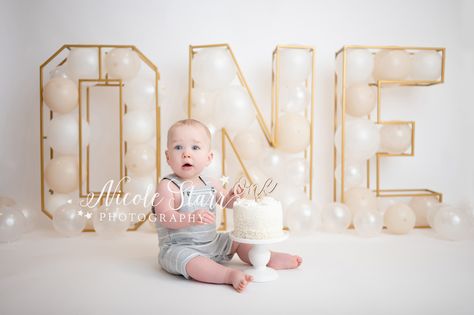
[232,197,283,240]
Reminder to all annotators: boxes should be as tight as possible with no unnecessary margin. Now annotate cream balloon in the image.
[45,193,73,214]
[409,196,440,227]
[213,85,254,132]
[233,131,263,161]
[344,187,377,215]
[380,124,411,154]
[47,114,89,155]
[18,206,37,233]
[66,48,99,80]
[279,49,312,84]
[49,64,69,79]
[0,206,26,243]
[376,197,398,215]
[321,202,352,233]
[384,203,416,234]
[353,210,383,237]
[345,49,374,84]
[52,203,87,237]
[346,83,376,117]
[373,50,411,81]
[123,77,155,111]
[192,48,236,90]
[410,51,442,81]
[335,161,364,189]
[190,88,216,124]
[45,155,79,193]
[125,144,156,176]
[123,111,155,144]
[105,48,141,81]
[334,118,380,161]
[280,84,307,113]
[43,77,78,114]
[276,113,310,153]
[92,204,130,237]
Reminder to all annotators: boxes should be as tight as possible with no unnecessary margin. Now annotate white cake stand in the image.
[230,231,289,282]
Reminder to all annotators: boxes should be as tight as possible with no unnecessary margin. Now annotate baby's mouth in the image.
[182,163,193,169]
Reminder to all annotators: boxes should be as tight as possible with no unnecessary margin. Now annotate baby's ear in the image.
[207,150,214,165]
[165,150,170,162]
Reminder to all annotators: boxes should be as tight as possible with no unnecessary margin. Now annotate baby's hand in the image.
[191,209,215,225]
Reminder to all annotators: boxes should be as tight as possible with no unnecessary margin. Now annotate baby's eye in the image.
[174,145,183,150]
[192,145,201,150]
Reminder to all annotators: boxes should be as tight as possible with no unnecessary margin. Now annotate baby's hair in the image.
[167,118,211,147]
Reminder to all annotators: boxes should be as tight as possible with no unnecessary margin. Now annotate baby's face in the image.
[166,125,213,180]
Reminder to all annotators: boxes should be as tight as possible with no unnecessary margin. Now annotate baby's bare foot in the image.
[227,269,253,293]
[267,252,303,270]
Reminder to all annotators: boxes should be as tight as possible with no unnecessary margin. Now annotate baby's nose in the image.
[182,151,191,158]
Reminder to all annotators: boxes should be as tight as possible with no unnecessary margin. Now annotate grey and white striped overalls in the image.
[154,173,234,279]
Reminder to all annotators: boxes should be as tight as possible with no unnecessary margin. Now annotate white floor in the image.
[1,228,473,315]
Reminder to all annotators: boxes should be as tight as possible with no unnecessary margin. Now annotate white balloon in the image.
[43,77,78,114]
[321,202,352,233]
[213,85,254,132]
[125,144,156,176]
[286,198,321,234]
[105,48,141,81]
[273,183,307,222]
[47,114,89,155]
[345,49,374,84]
[202,149,222,178]
[344,187,377,215]
[376,197,398,215]
[335,161,364,189]
[66,48,99,80]
[410,51,442,81]
[18,206,37,233]
[236,164,269,188]
[285,157,309,186]
[280,84,308,113]
[433,205,472,241]
[353,210,383,237]
[259,149,288,179]
[123,111,155,144]
[192,48,236,90]
[380,124,412,154]
[346,83,376,117]
[124,77,156,111]
[0,196,16,207]
[279,49,312,84]
[335,118,380,161]
[92,204,130,237]
[0,206,26,243]
[233,130,263,161]
[276,113,310,153]
[123,175,156,204]
[45,193,73,214]
[374,50,411,81]
[52,203,87,237]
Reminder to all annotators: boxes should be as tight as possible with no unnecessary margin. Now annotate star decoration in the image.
[77,210,84,216]
[219,175,229,186]
[84,212,92,219]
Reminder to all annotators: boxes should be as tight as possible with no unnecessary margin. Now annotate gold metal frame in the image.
[187,43,315,230]
[39,44,160,232]
[333,45,445,226]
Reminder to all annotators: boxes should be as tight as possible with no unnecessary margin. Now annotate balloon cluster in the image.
[190,46,314,232]
[42,47,157,237]
[335,49,443,192]
[319,189,473,240]
[0,196,37,243]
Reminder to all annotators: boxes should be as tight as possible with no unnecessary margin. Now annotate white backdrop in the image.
[0,0,473,229]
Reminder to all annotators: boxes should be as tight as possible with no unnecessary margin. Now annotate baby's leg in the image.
[186,255,253,293]
[231,241,303,270]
